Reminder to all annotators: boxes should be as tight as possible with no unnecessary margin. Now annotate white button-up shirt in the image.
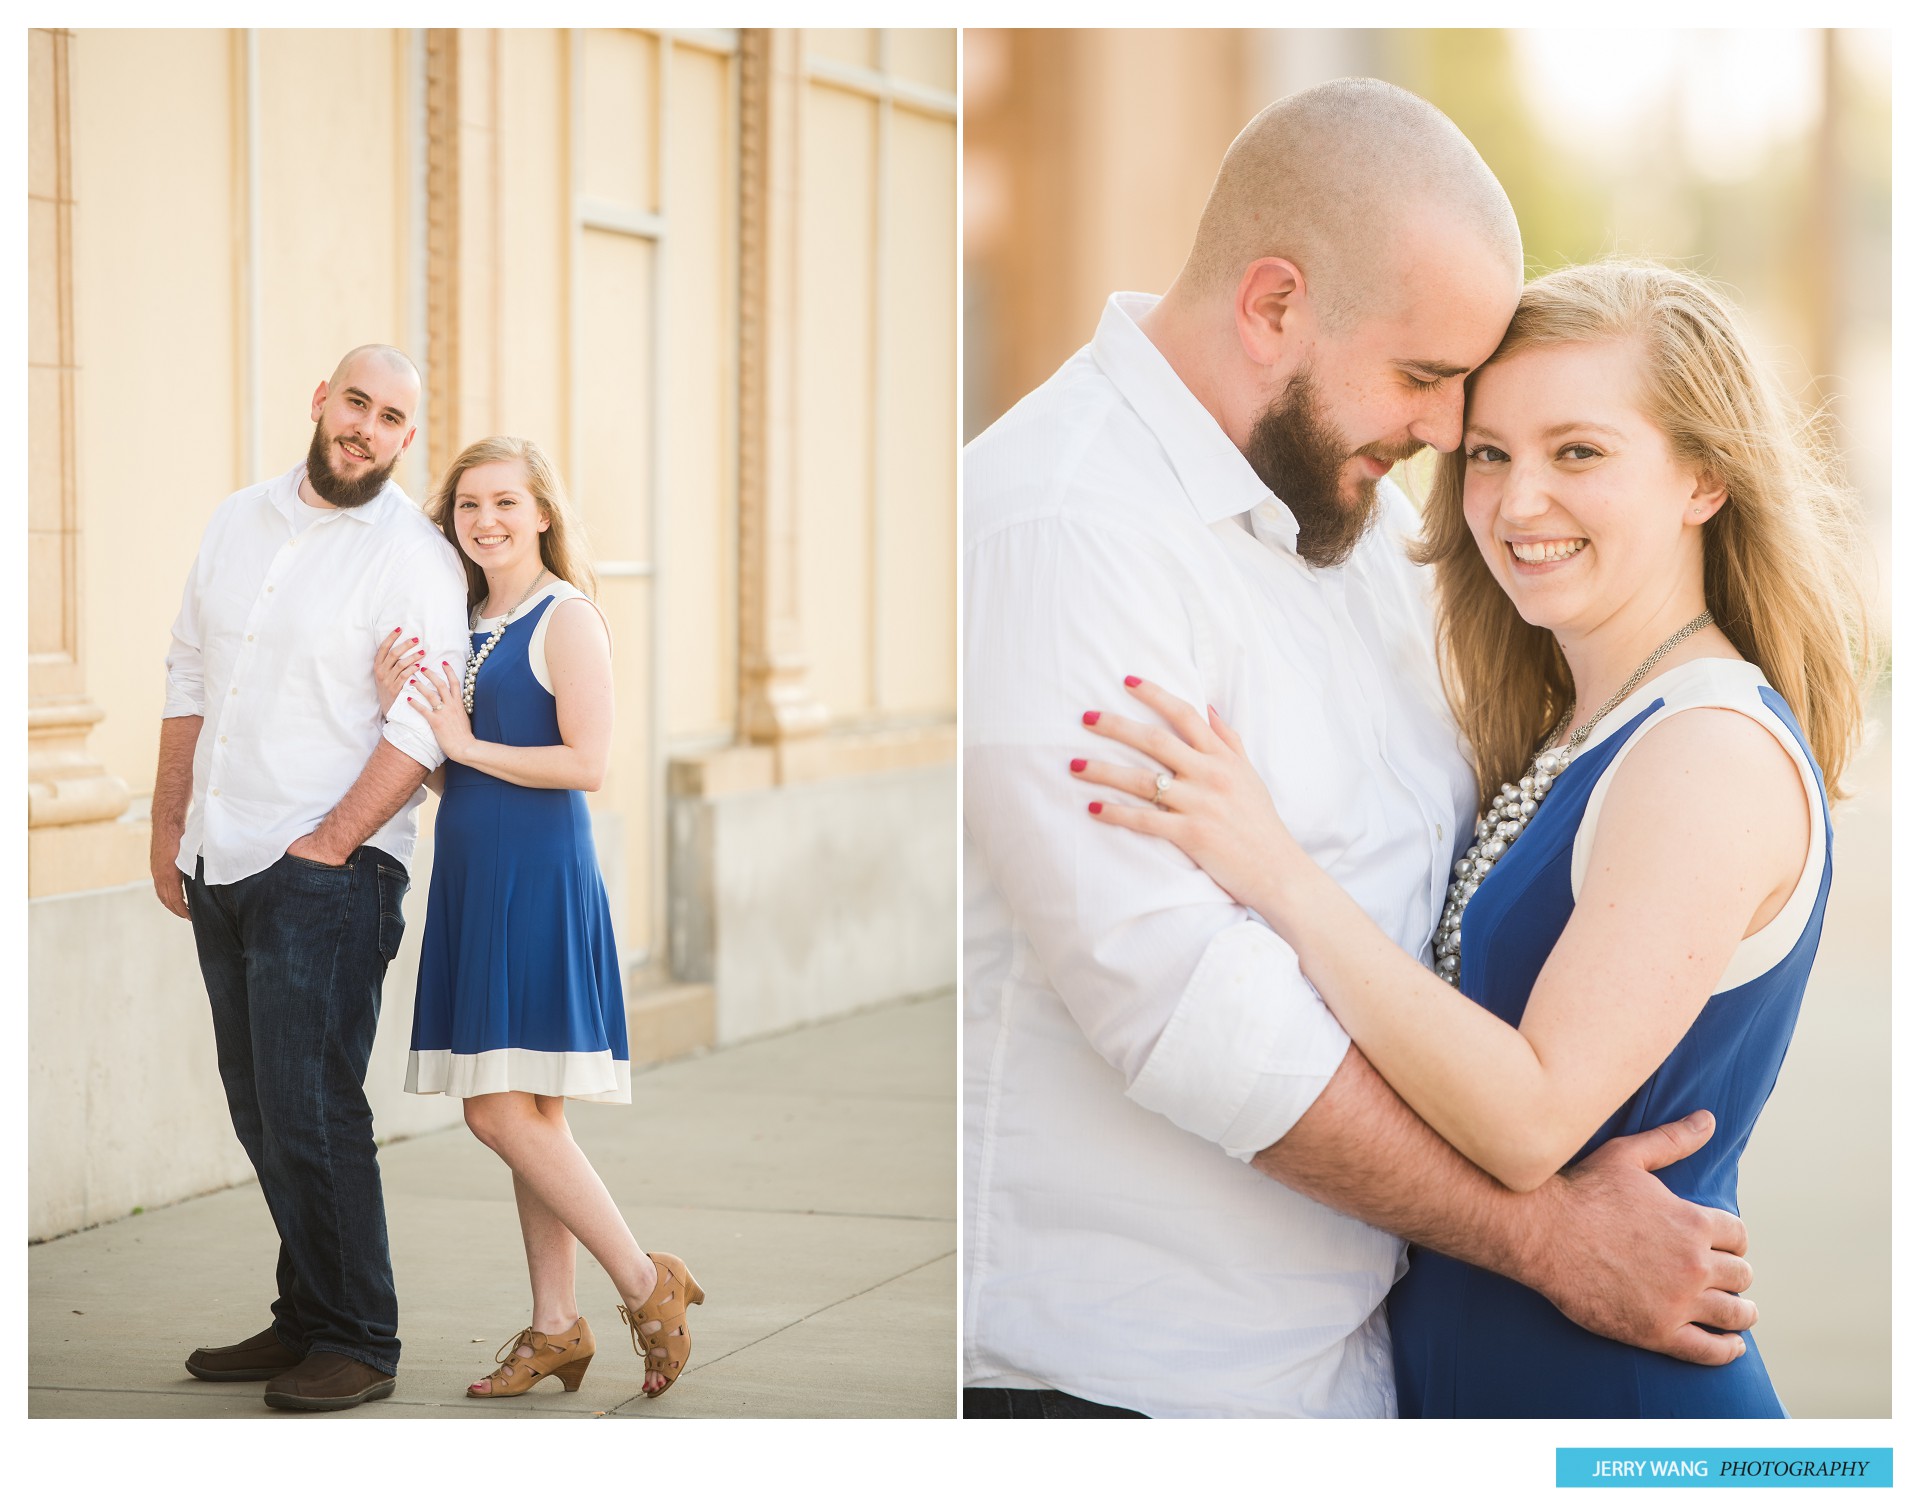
[964,293,1480,1417]
[163,462,471,885]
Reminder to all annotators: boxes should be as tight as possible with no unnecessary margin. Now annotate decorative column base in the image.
[740,652,830,745]
[28,699,130,827]
[28,698,146,899]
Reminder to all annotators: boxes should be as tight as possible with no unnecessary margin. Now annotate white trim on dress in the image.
[406,1047,632,1104]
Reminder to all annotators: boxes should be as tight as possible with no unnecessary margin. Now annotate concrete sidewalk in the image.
[28,992,956,1419]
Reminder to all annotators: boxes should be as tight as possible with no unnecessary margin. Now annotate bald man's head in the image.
[330,343,422,398]
[303,344,422,508]
[1182,79,1520,330]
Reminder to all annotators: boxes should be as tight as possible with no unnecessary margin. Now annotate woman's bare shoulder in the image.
[1596,703,1808,877]
[543,591,612,661]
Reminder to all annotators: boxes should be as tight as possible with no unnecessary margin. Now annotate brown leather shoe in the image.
[263,1352,397,1412]
[185,1325,304,1382]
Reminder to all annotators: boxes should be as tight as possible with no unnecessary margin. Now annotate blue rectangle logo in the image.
[1557,1449,1892,1488]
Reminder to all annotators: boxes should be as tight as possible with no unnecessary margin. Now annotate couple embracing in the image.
[152,347,702,1410]
[963,79,1869,1418]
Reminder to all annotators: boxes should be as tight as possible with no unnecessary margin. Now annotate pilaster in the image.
[736,28,829,744]
[28,27,140,897]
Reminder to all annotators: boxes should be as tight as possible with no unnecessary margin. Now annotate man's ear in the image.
[1234,257,1309,370]
[398,424,417,457]
[309,379,330,422]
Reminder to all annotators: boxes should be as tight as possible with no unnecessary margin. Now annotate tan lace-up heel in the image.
[617,1252,705,1398]
[466,1316,595,1398]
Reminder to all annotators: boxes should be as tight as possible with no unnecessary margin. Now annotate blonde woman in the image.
[376,436,702,1400]
[1071,264,1870,1416]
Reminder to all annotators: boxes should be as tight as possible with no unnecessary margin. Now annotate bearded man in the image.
[963,80,1758,1418]
[150,345,469,1411]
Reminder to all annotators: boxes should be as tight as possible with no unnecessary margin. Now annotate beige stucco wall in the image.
[29,26,956,1240]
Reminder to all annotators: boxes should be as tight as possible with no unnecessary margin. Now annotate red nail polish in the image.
[1088,801,1103,814]
[410,637,418,644]
[1082,711,1100,725]
[1070,758,1087,773]
[1124,675,1141,688]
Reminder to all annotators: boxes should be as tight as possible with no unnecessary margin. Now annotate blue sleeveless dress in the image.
[405,586,630,1103]
[1387,659,1831,1417]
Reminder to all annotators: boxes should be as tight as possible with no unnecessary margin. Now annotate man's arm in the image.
[374,532,474,774]
[1255,1045,1755,1365]
[149,715,202,918]
[287,741,431,867]
[154,527,211,917]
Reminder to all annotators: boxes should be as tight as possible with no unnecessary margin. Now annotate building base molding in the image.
[28,817,148,900]
[669,758,956,1044]
[670,720,953,798]
[627,980,716,1066]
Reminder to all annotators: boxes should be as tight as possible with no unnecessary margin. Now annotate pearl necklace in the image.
[462,569,551,713]
[1431,611,1714,988]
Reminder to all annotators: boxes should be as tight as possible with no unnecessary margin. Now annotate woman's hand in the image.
[405,661,478,764]
[376,628,427,716]
[1072,676,1308,912]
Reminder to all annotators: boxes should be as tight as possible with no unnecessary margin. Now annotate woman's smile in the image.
[1506,535,1589,568]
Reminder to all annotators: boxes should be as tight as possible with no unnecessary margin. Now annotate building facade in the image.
[28,26,957,1241]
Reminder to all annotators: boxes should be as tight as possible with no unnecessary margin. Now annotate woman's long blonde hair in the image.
[1412,261,1873,804]
[427,436,598,613]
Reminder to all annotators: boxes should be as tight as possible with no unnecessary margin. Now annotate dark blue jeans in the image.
[187,847,410,1375]
[963,1387,1146,1418]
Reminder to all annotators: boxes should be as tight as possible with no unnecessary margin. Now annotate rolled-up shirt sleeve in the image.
[964,513,1353,1161]
[375,531,473,771]
[163,531,210,718]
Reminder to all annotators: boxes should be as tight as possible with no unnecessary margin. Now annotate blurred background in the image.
[29,28,956,1248]
[965,27,1890,1419]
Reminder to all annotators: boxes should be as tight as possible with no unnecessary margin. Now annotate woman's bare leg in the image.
[466,1091,674,1393]
[468,1097,583,1394]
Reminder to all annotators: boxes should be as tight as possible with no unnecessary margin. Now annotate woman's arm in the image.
[1076,680,1808,1191]
[408,599,613,791]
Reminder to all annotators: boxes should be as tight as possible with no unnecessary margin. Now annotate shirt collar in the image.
[1091,292,1300,551]
[269,461,406,528]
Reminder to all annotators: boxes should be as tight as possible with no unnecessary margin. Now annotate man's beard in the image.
[1243,370,1416,568]
[304,420,398,509]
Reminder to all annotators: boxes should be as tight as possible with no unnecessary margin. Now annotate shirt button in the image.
[1259,503,1281,522]
[1435,821,1444,839]
[219,735,228,744]
[246,634,254,642]
[230,687,239,696]
[211,788,220,797]
[266,585,274,593]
